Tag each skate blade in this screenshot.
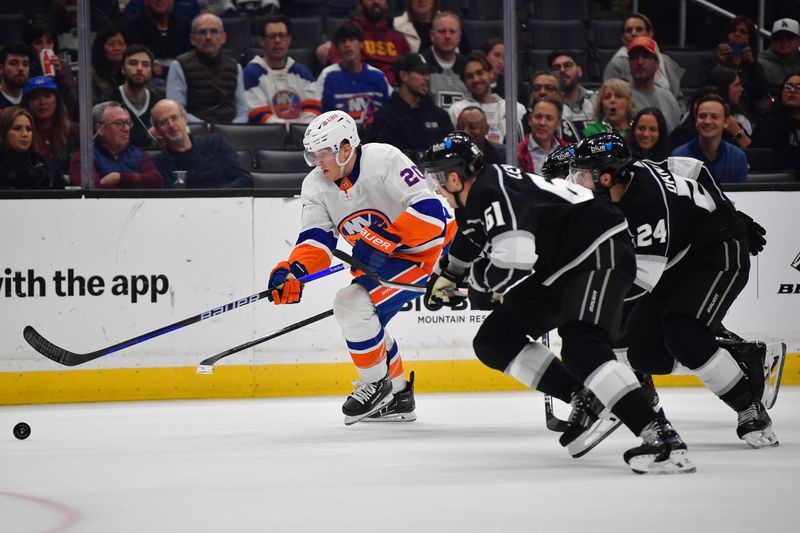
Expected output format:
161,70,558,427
762,342,786,410
343,393,394,426
741,427,779,449
361,411,417,423
629,449,697,475
568,414,623,458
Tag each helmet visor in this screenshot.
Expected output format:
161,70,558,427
303,147,337,167
423,169,449,189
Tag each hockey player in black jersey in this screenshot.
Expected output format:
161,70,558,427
420,132,695,475
569,133,778,449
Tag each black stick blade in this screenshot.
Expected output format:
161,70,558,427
23,326,95,367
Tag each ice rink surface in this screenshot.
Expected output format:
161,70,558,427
2,387,799,533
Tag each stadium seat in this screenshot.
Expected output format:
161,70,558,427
288,123,308,149
532,0,590,20
596,48,620,78
221,16,255,49
256,150,308,173
461,19,504,51
464,3,504,20
290,18,325,50
666,49,711,89
251,172,306,192
0,14,25,46
188,123,210,137
237,150,257,170
289,48,316,70
212,123,287,150
590,19,623,49
526,49,588,75
324,16,350,37
527,20,587,50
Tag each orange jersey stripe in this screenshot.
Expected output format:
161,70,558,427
388,357,404,379
391,210,443,247
288,244,331,274
350,344,386,369
368,266,428,305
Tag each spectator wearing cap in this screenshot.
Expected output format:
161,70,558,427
243,14,321,125
22,75,79,175
366,52,453,163
448,53,525,144
603,13,684,100
316,22,391,126
672,93,747,184
627,37,681,133
69,101,163,188
0,43,32,110
759,18,800,92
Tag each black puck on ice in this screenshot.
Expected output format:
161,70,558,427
13,422,31,440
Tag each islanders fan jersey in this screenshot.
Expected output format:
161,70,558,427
287,143,449,275
243,56,321,124
316,63,391,125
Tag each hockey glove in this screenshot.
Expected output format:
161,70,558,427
267,261,308,304
739,211,766,256
425,256,468,307
352,225,401,274
467,287,504,310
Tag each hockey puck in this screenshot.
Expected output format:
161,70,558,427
13,422,31,440
196,364,214,375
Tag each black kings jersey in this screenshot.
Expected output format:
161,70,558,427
449,163,628,294
618,159,741,295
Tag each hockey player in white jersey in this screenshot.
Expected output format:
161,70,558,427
569,133,779,448
266,110,449,424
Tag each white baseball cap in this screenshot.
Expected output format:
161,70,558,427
771,18,800,37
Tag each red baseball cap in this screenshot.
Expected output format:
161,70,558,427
627,36,658,55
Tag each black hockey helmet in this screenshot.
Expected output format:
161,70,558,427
540,143,576,179
571,133,632,180
420,132,485,188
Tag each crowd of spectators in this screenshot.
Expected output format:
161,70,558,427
0,0,798,190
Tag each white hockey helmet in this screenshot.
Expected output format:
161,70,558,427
302,110,361,167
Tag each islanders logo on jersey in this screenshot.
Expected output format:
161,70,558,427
343,94,378,124
339,209,391,246
271,90,302,119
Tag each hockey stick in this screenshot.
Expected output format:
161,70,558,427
541,332,571,432
196,308,335,374
23,263,346,367
332,249,426,293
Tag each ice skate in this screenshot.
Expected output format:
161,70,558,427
342,374,393,426
559,387,622,458
363,371,417,422
624,416,696,475
736,399,779,448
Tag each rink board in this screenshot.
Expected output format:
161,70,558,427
1,192,798,404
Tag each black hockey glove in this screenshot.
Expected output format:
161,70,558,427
739,211,766,256
467,287,504,310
